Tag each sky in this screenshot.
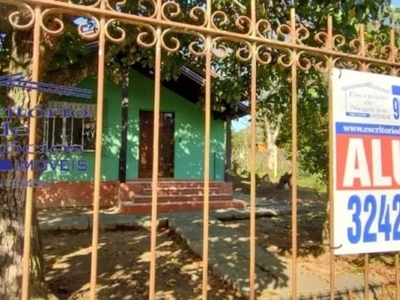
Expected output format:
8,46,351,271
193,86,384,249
393,0,400,8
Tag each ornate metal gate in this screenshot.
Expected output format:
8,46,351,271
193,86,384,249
1,0,400,299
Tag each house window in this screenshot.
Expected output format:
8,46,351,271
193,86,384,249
43,101,96,151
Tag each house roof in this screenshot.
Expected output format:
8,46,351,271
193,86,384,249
85,41,248,120
131,63,248,120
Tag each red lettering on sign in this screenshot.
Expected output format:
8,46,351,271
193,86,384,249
336,136,400,190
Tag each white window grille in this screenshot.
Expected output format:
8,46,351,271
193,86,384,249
43,101,97,151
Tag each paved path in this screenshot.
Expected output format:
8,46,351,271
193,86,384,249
169,210,384,300
39,207,386,300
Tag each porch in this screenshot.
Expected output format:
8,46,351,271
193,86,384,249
119,180,246,213
35,180,246,213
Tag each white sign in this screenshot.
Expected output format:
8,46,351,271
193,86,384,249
332,68,400,255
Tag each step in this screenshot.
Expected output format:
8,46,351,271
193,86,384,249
120,200,246,214
141,186,221,195
132,193,233,203
123,181,230,188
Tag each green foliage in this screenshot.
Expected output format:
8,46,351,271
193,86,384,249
1,0,397,185
267,0,396,184
48,30,90,70
277,69,329,181
231,127,293,179
231,129,250,176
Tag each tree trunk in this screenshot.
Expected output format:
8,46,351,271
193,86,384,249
262,114,283,173
0,23,54,297
0,85,49,299
266,144,275,173
322,181,331,248
0,4,134,298
119,64,130,183
0,181,49,299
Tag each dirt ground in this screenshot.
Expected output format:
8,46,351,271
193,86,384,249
229,183,398,297
41,185,398,299
42,227,246,300
226,211,397,284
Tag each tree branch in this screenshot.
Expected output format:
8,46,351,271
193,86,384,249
43,53,97,86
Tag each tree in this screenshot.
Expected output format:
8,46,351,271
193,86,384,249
3,3,163,300
278,1,400,183
232,128,250,176
212,0,394,182
0,0,396,298
275,0,399,244
255,85,287,174
0,1,228,297
194,0,394,177
0,3,102,298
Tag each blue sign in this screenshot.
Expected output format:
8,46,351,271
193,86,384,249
0,74,93,175
0,73,93,98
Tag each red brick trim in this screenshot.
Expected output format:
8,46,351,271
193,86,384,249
35,181,119,208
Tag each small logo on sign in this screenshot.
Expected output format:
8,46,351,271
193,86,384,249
343,83,390,120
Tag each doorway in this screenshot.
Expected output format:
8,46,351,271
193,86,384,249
138,110,175,178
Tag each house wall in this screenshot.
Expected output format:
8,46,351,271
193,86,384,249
36,70,226,207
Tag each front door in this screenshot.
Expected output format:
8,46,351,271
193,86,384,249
138,110,175,178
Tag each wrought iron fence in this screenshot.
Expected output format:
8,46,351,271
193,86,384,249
1,0,400,299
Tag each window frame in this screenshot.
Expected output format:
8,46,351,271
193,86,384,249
43,101,97,152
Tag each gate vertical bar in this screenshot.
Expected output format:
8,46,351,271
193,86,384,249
357,23,371,300
249,0,257,299
327,15,336,300
364,255,369,300
290,8,298,300
202,1,212,298
391,28,400,300
149,1,163,298
396,254,399,300
89,1,106,298
21,6,41,300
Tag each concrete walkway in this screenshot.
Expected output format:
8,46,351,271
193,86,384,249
39,207,385,300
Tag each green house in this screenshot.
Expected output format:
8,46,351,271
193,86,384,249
35,65,247,213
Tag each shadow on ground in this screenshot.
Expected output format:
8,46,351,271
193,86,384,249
43,227,245,300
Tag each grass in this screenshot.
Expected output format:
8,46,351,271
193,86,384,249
297,173,327,195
